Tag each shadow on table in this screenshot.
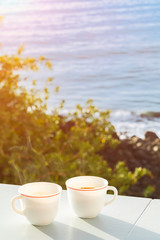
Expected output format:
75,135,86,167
36,221,104,240
127,226,160,240
83,214,160,240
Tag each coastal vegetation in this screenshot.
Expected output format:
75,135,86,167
0,45,153,196
0,16,154,196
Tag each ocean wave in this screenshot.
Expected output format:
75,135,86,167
110,110,160,139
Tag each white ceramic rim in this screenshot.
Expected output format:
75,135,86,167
18,182,62,198
65,176,108,191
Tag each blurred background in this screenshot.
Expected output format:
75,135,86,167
1,0,160,137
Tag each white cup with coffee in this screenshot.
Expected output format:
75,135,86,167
65,176,118,218
11,182,62,226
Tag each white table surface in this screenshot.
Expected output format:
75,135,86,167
0,183,158,240
126,199,160,240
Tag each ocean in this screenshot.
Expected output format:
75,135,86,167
0,0,160,138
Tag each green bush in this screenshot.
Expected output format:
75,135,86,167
0,46,151,195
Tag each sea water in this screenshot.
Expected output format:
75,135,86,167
0,0,160,138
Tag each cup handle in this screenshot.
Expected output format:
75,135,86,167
104,186,118,206
11,195,24,215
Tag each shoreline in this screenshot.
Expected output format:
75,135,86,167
109,110,160,140
49,107,160,139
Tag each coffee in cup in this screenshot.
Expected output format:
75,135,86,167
66,176,118,218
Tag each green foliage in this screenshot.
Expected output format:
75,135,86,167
0,46,151,195
109,162,151,195
143,185,155,198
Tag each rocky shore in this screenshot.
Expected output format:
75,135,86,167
101,131,160,198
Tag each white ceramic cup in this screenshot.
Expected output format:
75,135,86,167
11,182,62,226
65,176,118,218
